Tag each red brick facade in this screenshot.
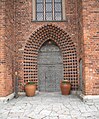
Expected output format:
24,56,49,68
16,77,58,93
0,0,15,97
81,0,99,95
0,0,99,97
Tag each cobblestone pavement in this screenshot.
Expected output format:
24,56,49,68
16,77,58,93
0,92,99,119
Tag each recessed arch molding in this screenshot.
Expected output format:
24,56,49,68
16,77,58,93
24,24,78,90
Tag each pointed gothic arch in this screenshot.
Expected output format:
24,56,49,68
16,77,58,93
24,24,78,91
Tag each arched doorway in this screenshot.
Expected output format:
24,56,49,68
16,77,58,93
38,40,63,92
23,24,78,92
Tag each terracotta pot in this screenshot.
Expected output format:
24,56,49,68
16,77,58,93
60,81,71,95
25,84,36,97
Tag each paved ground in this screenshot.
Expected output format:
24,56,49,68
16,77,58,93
0,92,99,119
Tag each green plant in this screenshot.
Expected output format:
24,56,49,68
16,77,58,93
19,81,36,87
27,81,36,85
61,80,70,84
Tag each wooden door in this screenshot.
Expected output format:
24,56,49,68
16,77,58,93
38,40,63,92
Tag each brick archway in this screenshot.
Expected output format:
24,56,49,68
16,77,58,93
24,24,78,90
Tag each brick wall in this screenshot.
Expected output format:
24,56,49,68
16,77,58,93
0,0,5,96
82,0,99,95
0,0,15,97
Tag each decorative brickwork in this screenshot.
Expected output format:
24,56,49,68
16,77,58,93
24,25,78,90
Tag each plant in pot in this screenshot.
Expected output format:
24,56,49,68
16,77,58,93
25,81,36,97
60,80,71,95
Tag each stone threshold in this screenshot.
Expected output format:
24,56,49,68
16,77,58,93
18,90,78,95
18,90,39,96
0,91,99,103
